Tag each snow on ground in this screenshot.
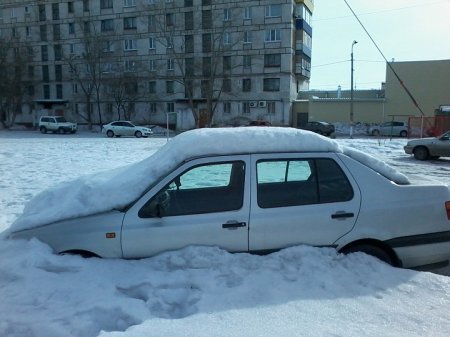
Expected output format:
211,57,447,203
1,130,450,337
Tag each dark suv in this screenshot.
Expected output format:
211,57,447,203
301,121,335,136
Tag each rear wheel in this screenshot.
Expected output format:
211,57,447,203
371,129,380,136
106,130,114,138
413,146,429,160
135,131,142,138
342,244,394,266
40,126,47,134
400,130,407,137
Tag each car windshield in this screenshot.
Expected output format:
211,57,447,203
54,117,67,123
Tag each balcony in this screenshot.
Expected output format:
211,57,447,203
296,42,312,58
295,19,313,36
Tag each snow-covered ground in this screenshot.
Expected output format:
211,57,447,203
1,130,450,337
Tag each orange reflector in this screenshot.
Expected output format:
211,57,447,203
106,232,116,239
446,202,450,220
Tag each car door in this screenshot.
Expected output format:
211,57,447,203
121,155,251,258
248,153,361,252
430,133,450,156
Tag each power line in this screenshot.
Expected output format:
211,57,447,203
315,1,450,22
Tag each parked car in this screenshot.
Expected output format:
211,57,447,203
369,121,408,137
300,121,335,136
248,120,272,126
102,121,153,138
404,131,450,160
10,128,450,269
39,116,77,134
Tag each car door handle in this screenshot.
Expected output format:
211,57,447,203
331,212,354,219
222,221,247,229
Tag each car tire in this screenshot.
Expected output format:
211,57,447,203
400,130,407,137
413,146,429,161
106,130,114,138
40,126,47,134
135,131,142,138
371,129,380,136
342,244,394,266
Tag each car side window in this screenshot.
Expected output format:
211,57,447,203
256,158,353,209
139,161,245,218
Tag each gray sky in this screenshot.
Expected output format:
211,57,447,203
309,0,450,90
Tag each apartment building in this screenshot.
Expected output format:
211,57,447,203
0,0,313,129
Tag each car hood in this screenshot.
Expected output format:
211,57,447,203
407,137,437,145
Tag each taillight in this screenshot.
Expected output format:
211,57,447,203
446,201,450,220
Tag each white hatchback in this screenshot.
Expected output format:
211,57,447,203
9,128,450,269
102,121,153,138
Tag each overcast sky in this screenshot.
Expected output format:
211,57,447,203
309,0,450,91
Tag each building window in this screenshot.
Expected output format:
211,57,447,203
125,60,136,72
242,78,251,92
42,65,49,82
223,56,231,72
264,54,281,67
223,32,231,45
68,22,75,34
124,0,136,7
148,37,155,49
223,9,231,21
265,29,281,42
28,66,34,78
28,85,35,96
149,103,157,114
202,10,212,29
101,19,114,32
202,57,211,76
243,102,250,114
202,0,211,5
84,21,90,34
148,81,156,94
53,24,60,40
56,84,63,99
267,101,276,114
223,102,231,114
83,0,89,12
265,4,281,17
40,25,47,41
43,85,50,99
68,2,74,14
202,33,211,52
185,12,194,30
103,63,113,72
243,31,252,44
166,13,174,27
70,43,75,54
166,81,174,93
124,17,137,30
184,0,193,7
166,36,173,49
124,39,137,51
73,83,78,93
201,80,209,98
54,45,62,61
149,59,155,71
244,7,252,20
52,3,59,20
263,78,280,91
185,35,194,53
101,0,113,9
167,59,174,70
243,55,251,68
125,82,138,95
26,26,31,37
41,45,48,61
39,5,46,21
185,57,194,76
167,102,175,112
223,78,231,93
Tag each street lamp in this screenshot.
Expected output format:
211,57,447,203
350,40,358,138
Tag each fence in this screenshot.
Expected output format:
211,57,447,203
408,116,450,138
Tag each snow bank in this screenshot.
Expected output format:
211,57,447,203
10,127,409,232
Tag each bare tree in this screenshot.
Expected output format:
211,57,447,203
0,35,33,128
146,4,242,128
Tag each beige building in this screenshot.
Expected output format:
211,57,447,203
294,59,450,127
1,0,315,129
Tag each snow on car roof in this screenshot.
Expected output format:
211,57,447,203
10,127,409,232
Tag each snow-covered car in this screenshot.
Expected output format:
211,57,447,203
9,128,450,269
404,131,450,160
369,121,408,137
300,121,335,136
102,121,153,138
39,116,77,134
